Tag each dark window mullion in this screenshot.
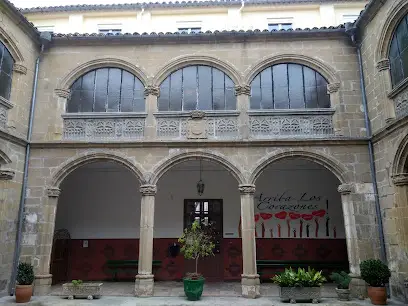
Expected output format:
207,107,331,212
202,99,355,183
223,71,226,110
0,44,4,71
286,64,290,109
271,67,274,110
211,68,214,109
181,68,185,111
314,71,319,108
196,65,199,110
105,69,110,112
301,65,306,108
91,70,97,112
118,69,123,112
168,75,172,111
131,75,136,112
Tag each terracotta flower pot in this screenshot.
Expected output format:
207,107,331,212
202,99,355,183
367,286,387,305
15,285,33,303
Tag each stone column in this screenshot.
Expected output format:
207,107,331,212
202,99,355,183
338,183,366,299
144,86,160,140
234,85,251,140
135,184,157,297
34,187,60,296
327,82,343,136
239,184,260,298
376,59,395,123
54,89,71,140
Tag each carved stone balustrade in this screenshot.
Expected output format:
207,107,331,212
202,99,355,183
0,97,13,129
62,113,146,141
248,109,335,139
392,85,408,119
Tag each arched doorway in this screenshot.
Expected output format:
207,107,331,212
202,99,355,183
51,160,141,284
253,158,349,279
153,158,242,282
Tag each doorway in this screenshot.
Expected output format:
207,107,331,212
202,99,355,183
50,229,71,285
184,199,223,281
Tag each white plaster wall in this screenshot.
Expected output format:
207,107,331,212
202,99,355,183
55,159,344,240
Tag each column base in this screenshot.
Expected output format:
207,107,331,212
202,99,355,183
349,273,367,299
135,274,154,297
33,274,52,296
241,274,260,299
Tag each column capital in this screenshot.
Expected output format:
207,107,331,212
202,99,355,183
376,58,390,72
392,173,408,186
239,184,256,195
337,183,354,195
54,88,71,99
234,84,251,96
144,85,160,97
140,184,157,196
327,82,341,94
0,169,15,180
13,63,27,75
46,187,61,198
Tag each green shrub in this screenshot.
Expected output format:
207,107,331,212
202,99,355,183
71,280,83,286
272,267,326,287
330,271,351,289
360,259,391,287
16,262,34,285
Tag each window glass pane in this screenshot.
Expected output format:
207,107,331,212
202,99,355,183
213,68,225,110
273,64,289,109
94,68,108,112
133,79,145,112
250,75,261,109
396,18,408,57
1,49,13,76
268,24,279,31
281,23,293,30
389,35,400,61
303,67,318,108
0,72,11,99
260,68,273,109
80,71,95,112
182,66,197,111
316,73,329,108
158,77,170,111
391,57,404,86
0,45,4,70
225,77,236,110
107,68,122,112
170,70,182,111
67,79,82,112
288,64,304,108
197,66,212,110
120,70,135,112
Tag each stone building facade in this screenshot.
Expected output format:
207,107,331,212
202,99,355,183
0,0,407,302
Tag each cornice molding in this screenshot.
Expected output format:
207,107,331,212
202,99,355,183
234,84,251,96
0,169,15,180
140,184,157,196
327,82,341,94
337,183,354,194
376,58,390,72
13,63,27,75
239,184,256,195
54,89,71,99
392,173,408,186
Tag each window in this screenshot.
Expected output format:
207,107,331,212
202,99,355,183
268,23,293,31
250,63,330,109
158,65,236,111
177,27,202,34
0,41,14,100
36,26,55,33
176,21,202,34
389,15,408,87
98,24,122,35
341,15,359,24
67,68,145,113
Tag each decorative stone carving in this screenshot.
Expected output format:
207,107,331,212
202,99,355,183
376,59,390,72
394,86,408,119
234,84,251,96
279,286,321,303
239,184,256,195
140,184,157,196
0,169,15,180
187,113,207,139
13,63,27,75
337,183,354,195
0,96,13,129
144,85,160,97
62,282,103,300
190,110,205,119
391,173,408,186
54,88,71,99
47,187,61,198
327,82,341,94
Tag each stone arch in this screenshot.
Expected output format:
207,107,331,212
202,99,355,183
0,27,25,63
249,150,350,185
375,0,408,63
50,152,146,187
392,133,408,175
57,57,150,91
244,54,340,85
152,54,243,86
149,151,245,185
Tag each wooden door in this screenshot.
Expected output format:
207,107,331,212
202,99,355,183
184,199,223,281
50,229,71,285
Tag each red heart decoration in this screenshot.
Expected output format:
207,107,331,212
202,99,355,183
275,211,287,220
312,210,326,218
289,212,301,220
302,214,313,221
254,214,260,222
260,213,273,220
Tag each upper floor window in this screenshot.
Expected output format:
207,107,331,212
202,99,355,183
178,27,202,34
250,63,330,109
98,24,122,35
36,26,55,33
268,23,292,31
67,68,145,113
0,41,14,100
341,14,359,24
389,15,408,87
158,65,236,111
176,21,202,34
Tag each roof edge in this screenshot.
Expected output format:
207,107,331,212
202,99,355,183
354,0,386,30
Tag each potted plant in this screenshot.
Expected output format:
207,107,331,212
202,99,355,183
15,262,35,303
330,271,351,301
62,279,103,300
360,259,391,305
178,220,215,301
272,267,326,303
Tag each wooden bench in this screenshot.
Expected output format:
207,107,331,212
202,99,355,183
106,260,162,281
256,260,349,278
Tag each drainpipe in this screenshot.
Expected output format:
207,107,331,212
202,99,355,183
9,32,51,296
345,24,387,264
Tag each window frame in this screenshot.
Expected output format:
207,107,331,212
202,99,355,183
0,41,15,101
97,24,123,35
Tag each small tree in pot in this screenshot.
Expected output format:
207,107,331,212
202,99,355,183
330,271,351,301
178,220,215,301
15,262,35,303
360,259,391,305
